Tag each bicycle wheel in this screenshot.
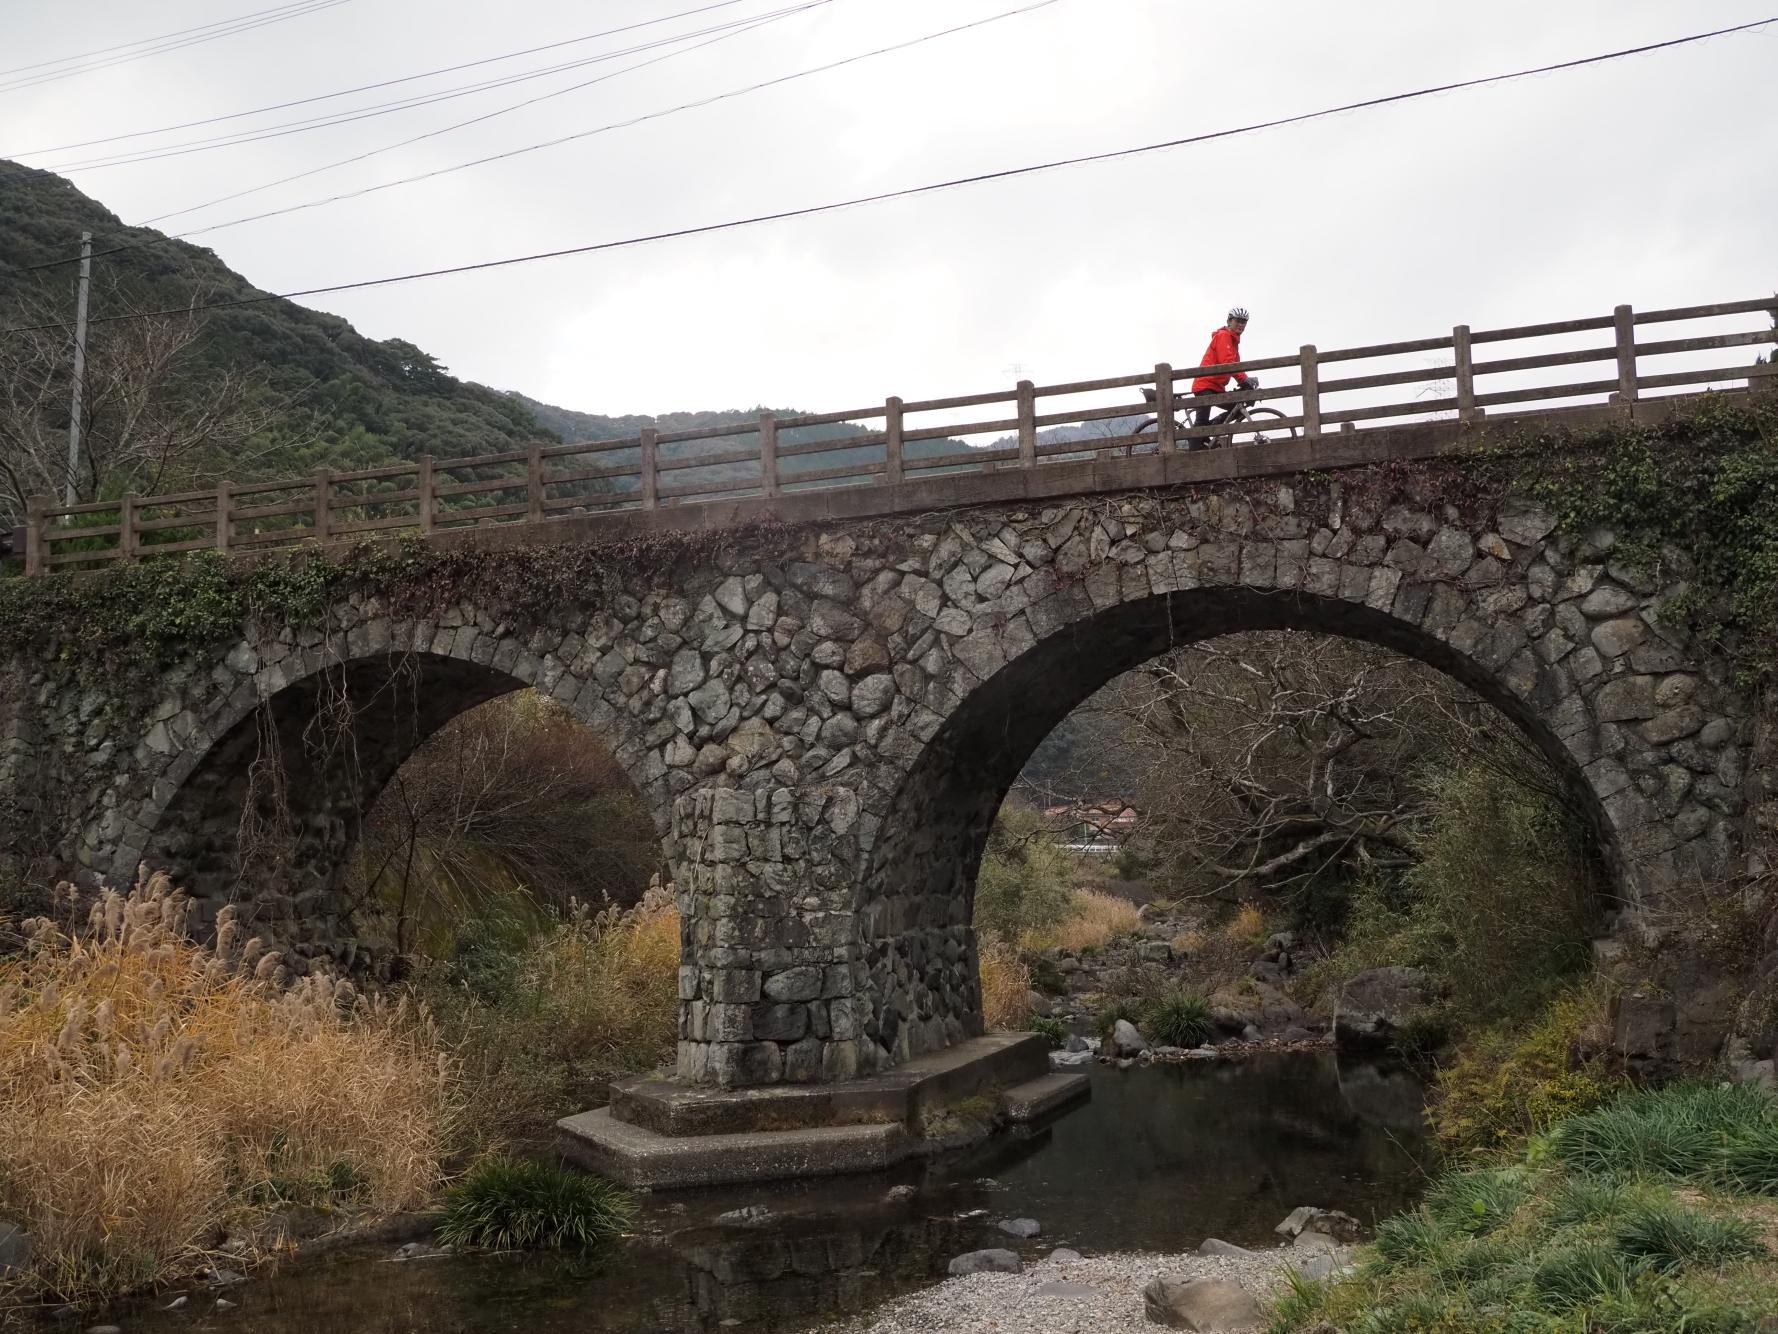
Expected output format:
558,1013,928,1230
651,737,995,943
1229,407,1297,448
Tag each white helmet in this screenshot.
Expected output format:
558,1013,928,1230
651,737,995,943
1228,306,1250,322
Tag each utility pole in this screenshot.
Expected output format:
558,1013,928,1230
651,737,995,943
64,230,92,508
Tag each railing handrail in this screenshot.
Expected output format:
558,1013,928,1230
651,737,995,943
16,294,1776,577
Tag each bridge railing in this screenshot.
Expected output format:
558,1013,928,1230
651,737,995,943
16,295,1775,576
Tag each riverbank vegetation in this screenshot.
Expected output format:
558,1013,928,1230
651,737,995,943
0,865,671,1307
0,873,454,1304
1272,1084,1778,1333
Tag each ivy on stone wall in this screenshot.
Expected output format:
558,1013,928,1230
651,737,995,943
1497,395,1778,688
0,523,781,724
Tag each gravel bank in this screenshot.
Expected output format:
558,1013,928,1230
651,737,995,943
839,1246,1298,1334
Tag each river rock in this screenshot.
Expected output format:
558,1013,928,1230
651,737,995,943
1197,1238,1257,1258
885,1184,917,1202
1049,1247,1084,1262
1111,1018,1149,1056
1333,967,1441,1052
1051,1048,1094,1069
1064,1034,1092,1053
1208,979,1306,1037
1142,1275,1264,1330
948,1248,1022,1275
997,1217,1041,1238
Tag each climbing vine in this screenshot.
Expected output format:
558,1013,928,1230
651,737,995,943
0,519,789,705
1492,395,1778,687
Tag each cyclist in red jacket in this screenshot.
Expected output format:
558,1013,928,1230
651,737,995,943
1190,307,1256,445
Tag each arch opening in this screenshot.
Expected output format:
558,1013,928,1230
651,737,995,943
856,586,1617,1068
142,649,665,976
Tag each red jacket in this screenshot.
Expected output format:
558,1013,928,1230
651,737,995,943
1192,326,1248,394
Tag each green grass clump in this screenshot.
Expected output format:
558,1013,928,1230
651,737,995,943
1552,1083,1778,1193
1029,1016,1069,1048
1612,1200,1765,1275
1095,997,1145,1040
1142,990,1214,1048
1269,1085,1778,1333
1423,1166,1530,1237
437,1157,634,1251
1370,1211,1449,1270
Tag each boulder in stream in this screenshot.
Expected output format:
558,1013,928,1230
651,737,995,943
1142,1275,1264,1330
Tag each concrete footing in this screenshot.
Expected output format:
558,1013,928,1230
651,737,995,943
557,1032,1088,1189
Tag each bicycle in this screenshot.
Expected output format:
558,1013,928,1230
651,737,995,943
1129,385,1296,450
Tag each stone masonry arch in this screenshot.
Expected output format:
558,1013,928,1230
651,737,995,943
87,605,675,976
833,488,1757,1075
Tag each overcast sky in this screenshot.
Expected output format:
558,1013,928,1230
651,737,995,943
4,0,1774,417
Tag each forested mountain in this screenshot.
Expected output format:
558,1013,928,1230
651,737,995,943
0,163,548,526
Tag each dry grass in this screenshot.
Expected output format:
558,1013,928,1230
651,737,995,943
0,872,455,1304
1224,903,1268,947
1022,889,1140,952
979,942,1033,1030
435,889,681,1149
1172,928,1208,954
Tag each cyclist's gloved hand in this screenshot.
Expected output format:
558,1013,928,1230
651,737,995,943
1243,376,1259,390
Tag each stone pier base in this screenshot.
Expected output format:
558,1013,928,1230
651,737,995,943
557,1033,1085,1190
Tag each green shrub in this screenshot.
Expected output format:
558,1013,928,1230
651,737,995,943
1029,1016,1069,1048
974,802,1075,945
1027,955,1069,997
1429,984,1624,1154
437,1156,634,1250
1612,1200,1766,1275
1143,990,1213,1048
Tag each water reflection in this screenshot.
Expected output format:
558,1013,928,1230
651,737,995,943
102,1053,1430,1334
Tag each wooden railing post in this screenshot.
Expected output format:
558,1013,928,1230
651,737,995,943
312,469,331,545
1453,324,1476,421
639,428,659,509
884,397,904,486
1154,363,1175,453
526,443,544,523
1614,304,1638,404
417,455,435,535
758,412,779,497
215,480,232,553
119,495,138,564
1298,345,1320,441
24,495,46,577
1016,380,1036,468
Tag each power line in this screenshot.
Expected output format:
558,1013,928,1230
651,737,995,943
1,0,755,160
135,0,825,223
10,0,1061,274
0,0,355,95
3,12,1772,337
35,3,827,176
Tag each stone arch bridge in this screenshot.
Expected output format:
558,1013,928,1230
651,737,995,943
3,298,1774,1122
5,437,1771,1090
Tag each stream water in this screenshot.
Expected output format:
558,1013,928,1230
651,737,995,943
103,1052,1432,1334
